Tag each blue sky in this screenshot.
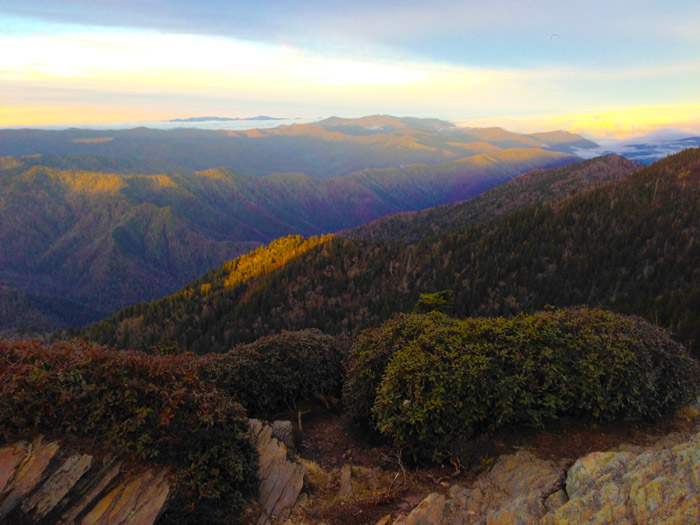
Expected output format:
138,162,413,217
1,0,699,136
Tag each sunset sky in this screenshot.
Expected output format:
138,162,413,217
1,0,699,137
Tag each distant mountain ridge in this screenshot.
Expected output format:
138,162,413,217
0,115,595,178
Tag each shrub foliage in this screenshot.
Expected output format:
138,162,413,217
0,338,258,524
200,329,345,417
344,307,700,462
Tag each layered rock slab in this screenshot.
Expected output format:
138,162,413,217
0,436,170,524
0,420,307,524
250,419,307,525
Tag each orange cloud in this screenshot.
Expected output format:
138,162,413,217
0,105,172,127
459,103,700,139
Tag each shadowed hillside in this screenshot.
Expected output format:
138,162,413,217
346,155,642,243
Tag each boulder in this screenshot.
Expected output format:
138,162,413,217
271,421,295,451
394,493,446,525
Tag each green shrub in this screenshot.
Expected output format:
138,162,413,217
344,308,700,462
200,329,345,416
413,290,455,315
343,312,458,429
0,339,258,524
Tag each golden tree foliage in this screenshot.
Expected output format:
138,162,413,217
222,234,333,289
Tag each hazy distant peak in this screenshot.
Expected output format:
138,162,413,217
527,130,598,148
527,130,580,142
316,115,456,133
168,115,284,122
461,127,541,143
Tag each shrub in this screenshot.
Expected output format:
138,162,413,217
344,308,700,462
0,339,258,524
343,312,470,429
200,329,345,416
413,290,455,315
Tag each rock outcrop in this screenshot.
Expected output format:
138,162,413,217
393,451,564,525
1,419,308,525
0,436,170,524
250,419,307,524
392,430,700,524
543,432,700,523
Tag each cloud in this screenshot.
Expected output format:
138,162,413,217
2,4,699,128
3,1,700,68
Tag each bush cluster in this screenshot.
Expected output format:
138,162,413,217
0,339,258,524
343,307,700,462
200,329,345,416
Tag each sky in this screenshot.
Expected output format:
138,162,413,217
1,0,699,138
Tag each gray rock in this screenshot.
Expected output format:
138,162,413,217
0,437,60,518
0,440,30,495
394,451,564,524
21,452,93,520
60,457,122,524
542,430,700,524
544,490,568,513
394,493,446,525
271,421,295,451
395,431,700,523
82,467,171,524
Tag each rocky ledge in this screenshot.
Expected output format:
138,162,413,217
0,419,306,525
0,436,169,524
392,429,700,524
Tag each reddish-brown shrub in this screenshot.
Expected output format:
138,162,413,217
0,338,258,524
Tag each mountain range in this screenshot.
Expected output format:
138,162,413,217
0,115,595,178
0,117,586,331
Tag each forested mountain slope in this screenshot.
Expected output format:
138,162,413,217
84,149,700,357
1,148,575,331
347,155,642,243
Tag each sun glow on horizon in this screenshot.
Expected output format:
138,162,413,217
458,103,700,139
